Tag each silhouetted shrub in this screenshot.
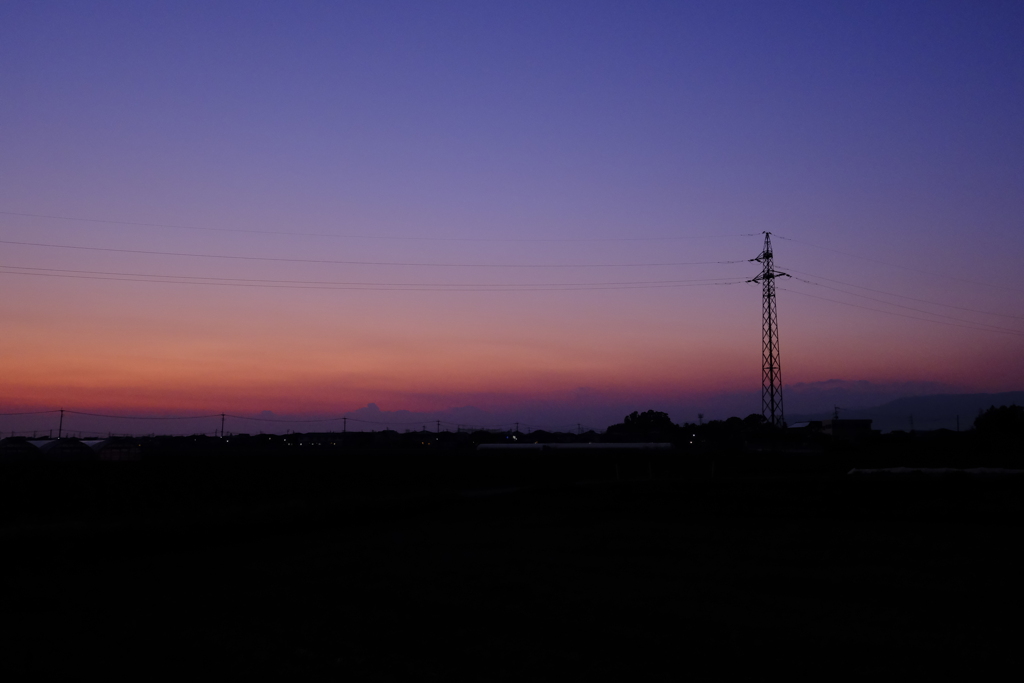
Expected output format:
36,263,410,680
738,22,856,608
974,405,1024,436
606,410,678,434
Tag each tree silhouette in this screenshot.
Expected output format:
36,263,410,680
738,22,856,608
607,410,677,434
974,405,1024,436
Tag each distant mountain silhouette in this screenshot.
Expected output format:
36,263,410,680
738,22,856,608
783,379,957,413
790,391,1024,432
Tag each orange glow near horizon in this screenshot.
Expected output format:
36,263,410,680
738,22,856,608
2,3,1023,426
1,263,1020,418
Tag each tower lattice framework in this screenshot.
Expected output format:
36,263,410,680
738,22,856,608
750,232,789,428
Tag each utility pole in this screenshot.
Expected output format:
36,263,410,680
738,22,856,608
436,420,440,433
221,413,225,438
749,232,790,428
343,417,347,433
58,409,64,439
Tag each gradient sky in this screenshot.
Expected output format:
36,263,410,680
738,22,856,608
1,1,1022,432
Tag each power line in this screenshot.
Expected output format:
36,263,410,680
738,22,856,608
788,277,1024,335
778,265,1024,321
0,409,60,416
227,413,506,429
0,264,748,289
0,410,444,431
65,410,223,420
778,286,1024,337
226,413,422,425
0,238,749,269
0,210,755,243
0,268,749,292
0,407,590,433
773,234,1024,294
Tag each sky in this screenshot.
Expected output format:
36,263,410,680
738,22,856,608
1,1,1022,434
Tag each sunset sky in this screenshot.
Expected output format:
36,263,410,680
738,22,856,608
1,1,1022,433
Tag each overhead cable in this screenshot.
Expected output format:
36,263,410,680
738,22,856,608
0,239,748,269
0,211,754,242
778,287,1024,337
0,409,61,416
774,234,1023,294
0,264,747,289
0,268,747,292
789,277,1024,335
65,410,223,420
778,265,1024,321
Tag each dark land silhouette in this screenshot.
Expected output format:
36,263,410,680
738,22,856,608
789,390,1024,432
0,406,1021,678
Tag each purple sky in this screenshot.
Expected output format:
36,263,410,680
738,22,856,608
1,1,1022,434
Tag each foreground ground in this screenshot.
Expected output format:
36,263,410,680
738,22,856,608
0,458,1021,679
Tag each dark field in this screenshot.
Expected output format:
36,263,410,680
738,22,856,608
0,453,1021,679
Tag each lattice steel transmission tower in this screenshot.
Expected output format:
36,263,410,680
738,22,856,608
749,232,790,428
